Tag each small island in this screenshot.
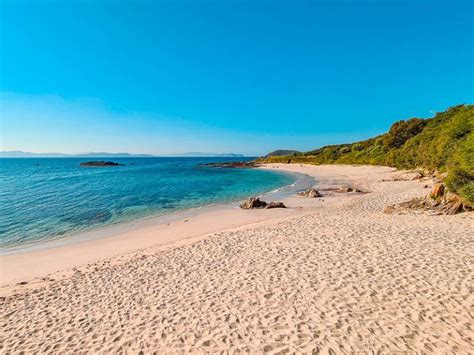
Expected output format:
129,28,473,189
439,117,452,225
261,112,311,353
199,161,259,168
80,161,124,167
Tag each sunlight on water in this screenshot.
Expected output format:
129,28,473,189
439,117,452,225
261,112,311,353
0,158,294,248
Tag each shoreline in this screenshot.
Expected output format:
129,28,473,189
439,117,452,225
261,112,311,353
0,170,313,256
0,167,316,286
2,164,472,352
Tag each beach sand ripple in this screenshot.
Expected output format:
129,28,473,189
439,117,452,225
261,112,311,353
1,165,473,353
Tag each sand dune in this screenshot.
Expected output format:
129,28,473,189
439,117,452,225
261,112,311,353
1,165,473,353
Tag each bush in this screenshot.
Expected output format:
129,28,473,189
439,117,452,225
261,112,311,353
445,129,474,202
382,118,427,149
351,143,363,152
262,104,473,203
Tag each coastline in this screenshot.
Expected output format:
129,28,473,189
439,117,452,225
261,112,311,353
0,168,314,286
0,169,312,256
2,164,472,352
0,163,438,288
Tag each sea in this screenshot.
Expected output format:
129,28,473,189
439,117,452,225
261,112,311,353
0,157,297,251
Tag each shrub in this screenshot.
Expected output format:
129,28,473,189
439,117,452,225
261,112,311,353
382,118,427,149
262,105,473,203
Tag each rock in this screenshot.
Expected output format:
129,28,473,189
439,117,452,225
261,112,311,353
265,201,286,209
444,201,463,215
298,188,322,198
392,171,425,181
433,170,449,180
240,197,267,209
200,161,258,168
444,192,460,203
384,185,469,216
61,210,112,225
338,187,354,193
430,183,445,199
80,161,124,167
240,197,286,209
463,204,473,212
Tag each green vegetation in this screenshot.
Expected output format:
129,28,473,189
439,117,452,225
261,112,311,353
265,150,301,157
259,105,474,203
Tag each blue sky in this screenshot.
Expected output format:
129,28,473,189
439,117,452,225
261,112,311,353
1,0,472,156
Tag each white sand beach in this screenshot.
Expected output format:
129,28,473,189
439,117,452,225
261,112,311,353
1,164,473,353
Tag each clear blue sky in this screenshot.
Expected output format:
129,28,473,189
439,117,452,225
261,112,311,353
1,0,472,156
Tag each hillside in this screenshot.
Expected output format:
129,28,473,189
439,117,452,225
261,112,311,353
260,104,473,203
265,150,300,157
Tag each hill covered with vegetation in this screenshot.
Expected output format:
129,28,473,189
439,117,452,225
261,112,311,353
259,104,473,204
265,150,300,157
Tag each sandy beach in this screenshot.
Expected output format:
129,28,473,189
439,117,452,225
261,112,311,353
1,164,473,353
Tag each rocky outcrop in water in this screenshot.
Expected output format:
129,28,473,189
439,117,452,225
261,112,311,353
80,161,124,167
200,161,259,168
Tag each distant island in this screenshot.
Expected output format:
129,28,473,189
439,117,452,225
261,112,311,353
80,161,125,167
0,151,246,158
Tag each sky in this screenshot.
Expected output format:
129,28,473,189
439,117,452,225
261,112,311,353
1,0,472,156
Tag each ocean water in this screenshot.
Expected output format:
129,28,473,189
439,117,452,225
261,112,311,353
0,157,295,250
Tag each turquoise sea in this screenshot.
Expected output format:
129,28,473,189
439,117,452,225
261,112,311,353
0,157,295,250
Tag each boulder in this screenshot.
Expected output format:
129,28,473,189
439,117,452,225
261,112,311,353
240,198,287,209
433,170,449,180
384,184,470,216
337,187,354,193
265,201,286,209
444,201,463,215
298,188,322,198
392,171,427,181
411,172,424,180
430,183,445,199
444,192,460,203
240,197,267,209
